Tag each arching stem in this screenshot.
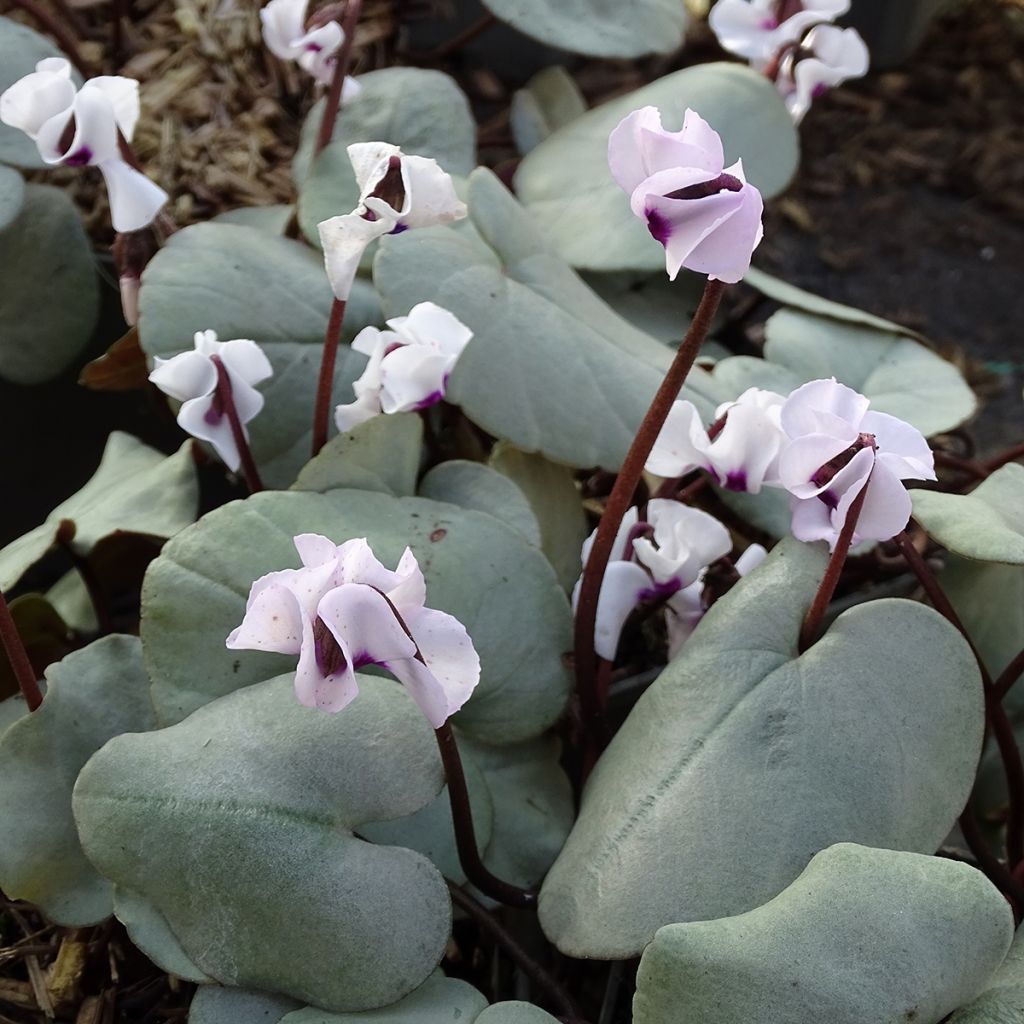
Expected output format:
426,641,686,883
313,0,363,157
210,356,264,494
311,298,347,457
0,591,42,711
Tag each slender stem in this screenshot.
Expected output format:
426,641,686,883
446,881,577,1019
435,723,537,909
312,298,347,457
210,357,264,493
985,441,1024,474
573,279,726,754
313,0,363,157
932,449,988,482
0,591,42,711
996,647,1024,702
6,0,92,76
959,801,1024,920
895,530,1024,867
798,483,869,652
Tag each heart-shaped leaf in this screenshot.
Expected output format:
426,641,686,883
190,987,301,1024
539,538,985,957
374,168,724,471
912,465,1024,565
511,67,587,156
514,63,797,272
138,221,380,487
141,488,571,741
633,844,1013,1024
213,205,295,235
73,675,451,1011
950,926,1024,1023
476,1004,560,1024
0,635,155,924
0,432,197,591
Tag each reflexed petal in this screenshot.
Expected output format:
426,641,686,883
387,547,428,613
335,390,383,433
84,75,141,141
225,580,304,655
219,338,274,388
666,580,704,659
646,400,712,478
683,176,764,284
635,500,731,588
388,302,473,357
386,154,467,228
678,109,726,169
0,60,75,141
335,537,410,595
177,394,244,472
573,560,651,662
789,494,837,546
581,507,639,568
260,0,310,59
708,0,778,62
318,211,391,300
860,410,935,480
855,461,913,543
149,349,217,403
378,345,453,413
735,542,768,576
352,325,385,358
780,377,870,438
778,432,856,496
294,633,360,714
97,159,168,232
348,141,398,197
626,164,716,220
789,25,869,122
341,76,362,105
318,582,419,668
294,533,339,570
710,398,786,491
66,86,120,164
608,106,666,196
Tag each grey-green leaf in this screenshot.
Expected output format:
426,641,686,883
212,204,295,235
475,1004,560,1024
115,886,212,983
633,844,1013,1024
292,414,423,496
190,987,301,1024
0,635,155,925
0,433,197,591
950,927,1024,1023
138,221,380,487
912,465,1024,565
539,538,985,958
73,675,450,1011
374,167,723,471
510,67,587,155
0,165,24,232
141,488,571,741
0,184,99,384
514,63,797,271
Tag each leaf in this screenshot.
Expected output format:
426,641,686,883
481,0,684,58
950,927,1024,1023
114,886,211,983
0,635,155,924
510,67,587,156
476,1004,560,1024
0,432,197,591
190,987,301,1024
296,68,476,244
141,488,572,741
419,461,541,546
279,972,488,1024
0,17,80,168
213,205,295,235
0,164,24,232
538,538,986,958
633,844,1014,1024
0,184,99,384
73,675,452,1011
374,168,724,471
488,444,587,592
911,465,1024,565
292,414,423,496
514,63,798,271
0,694,30,738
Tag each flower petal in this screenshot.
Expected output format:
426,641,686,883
0,59,75,143
666,580,705,659
682,175,764,284
318,211,391,300
177,394,244,472
860,410,935,480
97,159,168,232
780,378,870,438
260,0,310,59
573,560,651,662
646,400,712,478
318,582,420,668
83,75,140,141
225,580,305,655
634,500,731,588
390,154,467,229
378,345,453,413
855,461,913,543
387,302,473,357
149,349,217,403
348,141,399,197
777,432,856,495
581,507,639,568
219,338,274,388
293,533,339,569
335,390,383,433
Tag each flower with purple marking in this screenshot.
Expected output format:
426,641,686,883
226,533,480,725
0,58,167,232
777,378,936,549
148,330,272,472
318,142,467,301
335,302,472,432
774,24,870,122
260,0,362,91
608,107,764,283
573,500,733,661
646,387,787,493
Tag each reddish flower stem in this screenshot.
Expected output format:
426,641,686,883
311,297,347,457
959,801,1024,920
573,278,725,755
895,529,1024,867
6,0,93,77
0,590,42,711
984,441,1024,474
996,647,1024,702
313,0,363,158
210,356,264,494
797,483,869,653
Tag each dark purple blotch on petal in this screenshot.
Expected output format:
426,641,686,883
203,391,226,426
645,208,672,246
413,390,444,411
65,145,93,167
388,223,408,235
811,83,829,99
638,578,683,603
724,470,748,492
313,617,349,677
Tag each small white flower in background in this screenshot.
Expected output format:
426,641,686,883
709,0,849,69
226,534,480,726
608,107,763,284
335,302,473,432
775,24,870,122
573,500,733,661
260,0,362,92
647,387,787,493
0,58,167,232
318,142,467,300
148,330,273,472
777,378,936,549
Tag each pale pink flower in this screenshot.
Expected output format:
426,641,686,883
260,0,361,93
709,0,849,69
776,24,870,122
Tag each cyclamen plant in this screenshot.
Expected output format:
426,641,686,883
0,3,1022,1024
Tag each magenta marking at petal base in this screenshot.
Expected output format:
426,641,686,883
414,390,444,410
638,578,683,603
645,208,672,245
65,146,92,167
724,470,748,492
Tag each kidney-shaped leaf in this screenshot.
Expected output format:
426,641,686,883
476,1004,560,1024
141,488,571,741
950,926,1024,1023
514,63,798,271
73,675,451,1012
374,168,723,471
190,986,301,1024
633,844,1013,1024
0,636,155,925
912,465,1024,566
539,538,985,958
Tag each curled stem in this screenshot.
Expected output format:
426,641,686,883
210,356,264,494
0,590,42,711
313,0,363,157
573,278,726,757
996,647,1024,702
311,297,347,457
984,441,1024,475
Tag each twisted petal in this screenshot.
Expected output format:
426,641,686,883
708,0,778,61
388,302,473,357
709,390,787,491
149,349,217,403
84,75,140,141
780,377,870,438
294,533,341,569
0,58,75,142
318,582,419,667
735,542,768,575
378,345,453,413
778,431,859,495
318,211,391,300
260,0,310,59
788,25,869,122
681,173,764,284
295,22,345,84
634,500,732,588
378,153,467,228
665,581,705,660
225,578,305,656
176,394,246,472
573,560,651,662
349,141,399,197
861,410,935,480
97,158,168,232
789,493,837,546
581,507,639,567
646,400,712,478
335,390,383,433
219,338,274,389
855,460,913,543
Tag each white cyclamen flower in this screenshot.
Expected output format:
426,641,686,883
776,24,870,122
572,501,732,661
318,142,467,300
335,302,473,432
0,58,167,232
149,330,273,472
647,387,787,493
227,534,480,726
260,0,362,93
777,378,936,549
709,0,849,69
